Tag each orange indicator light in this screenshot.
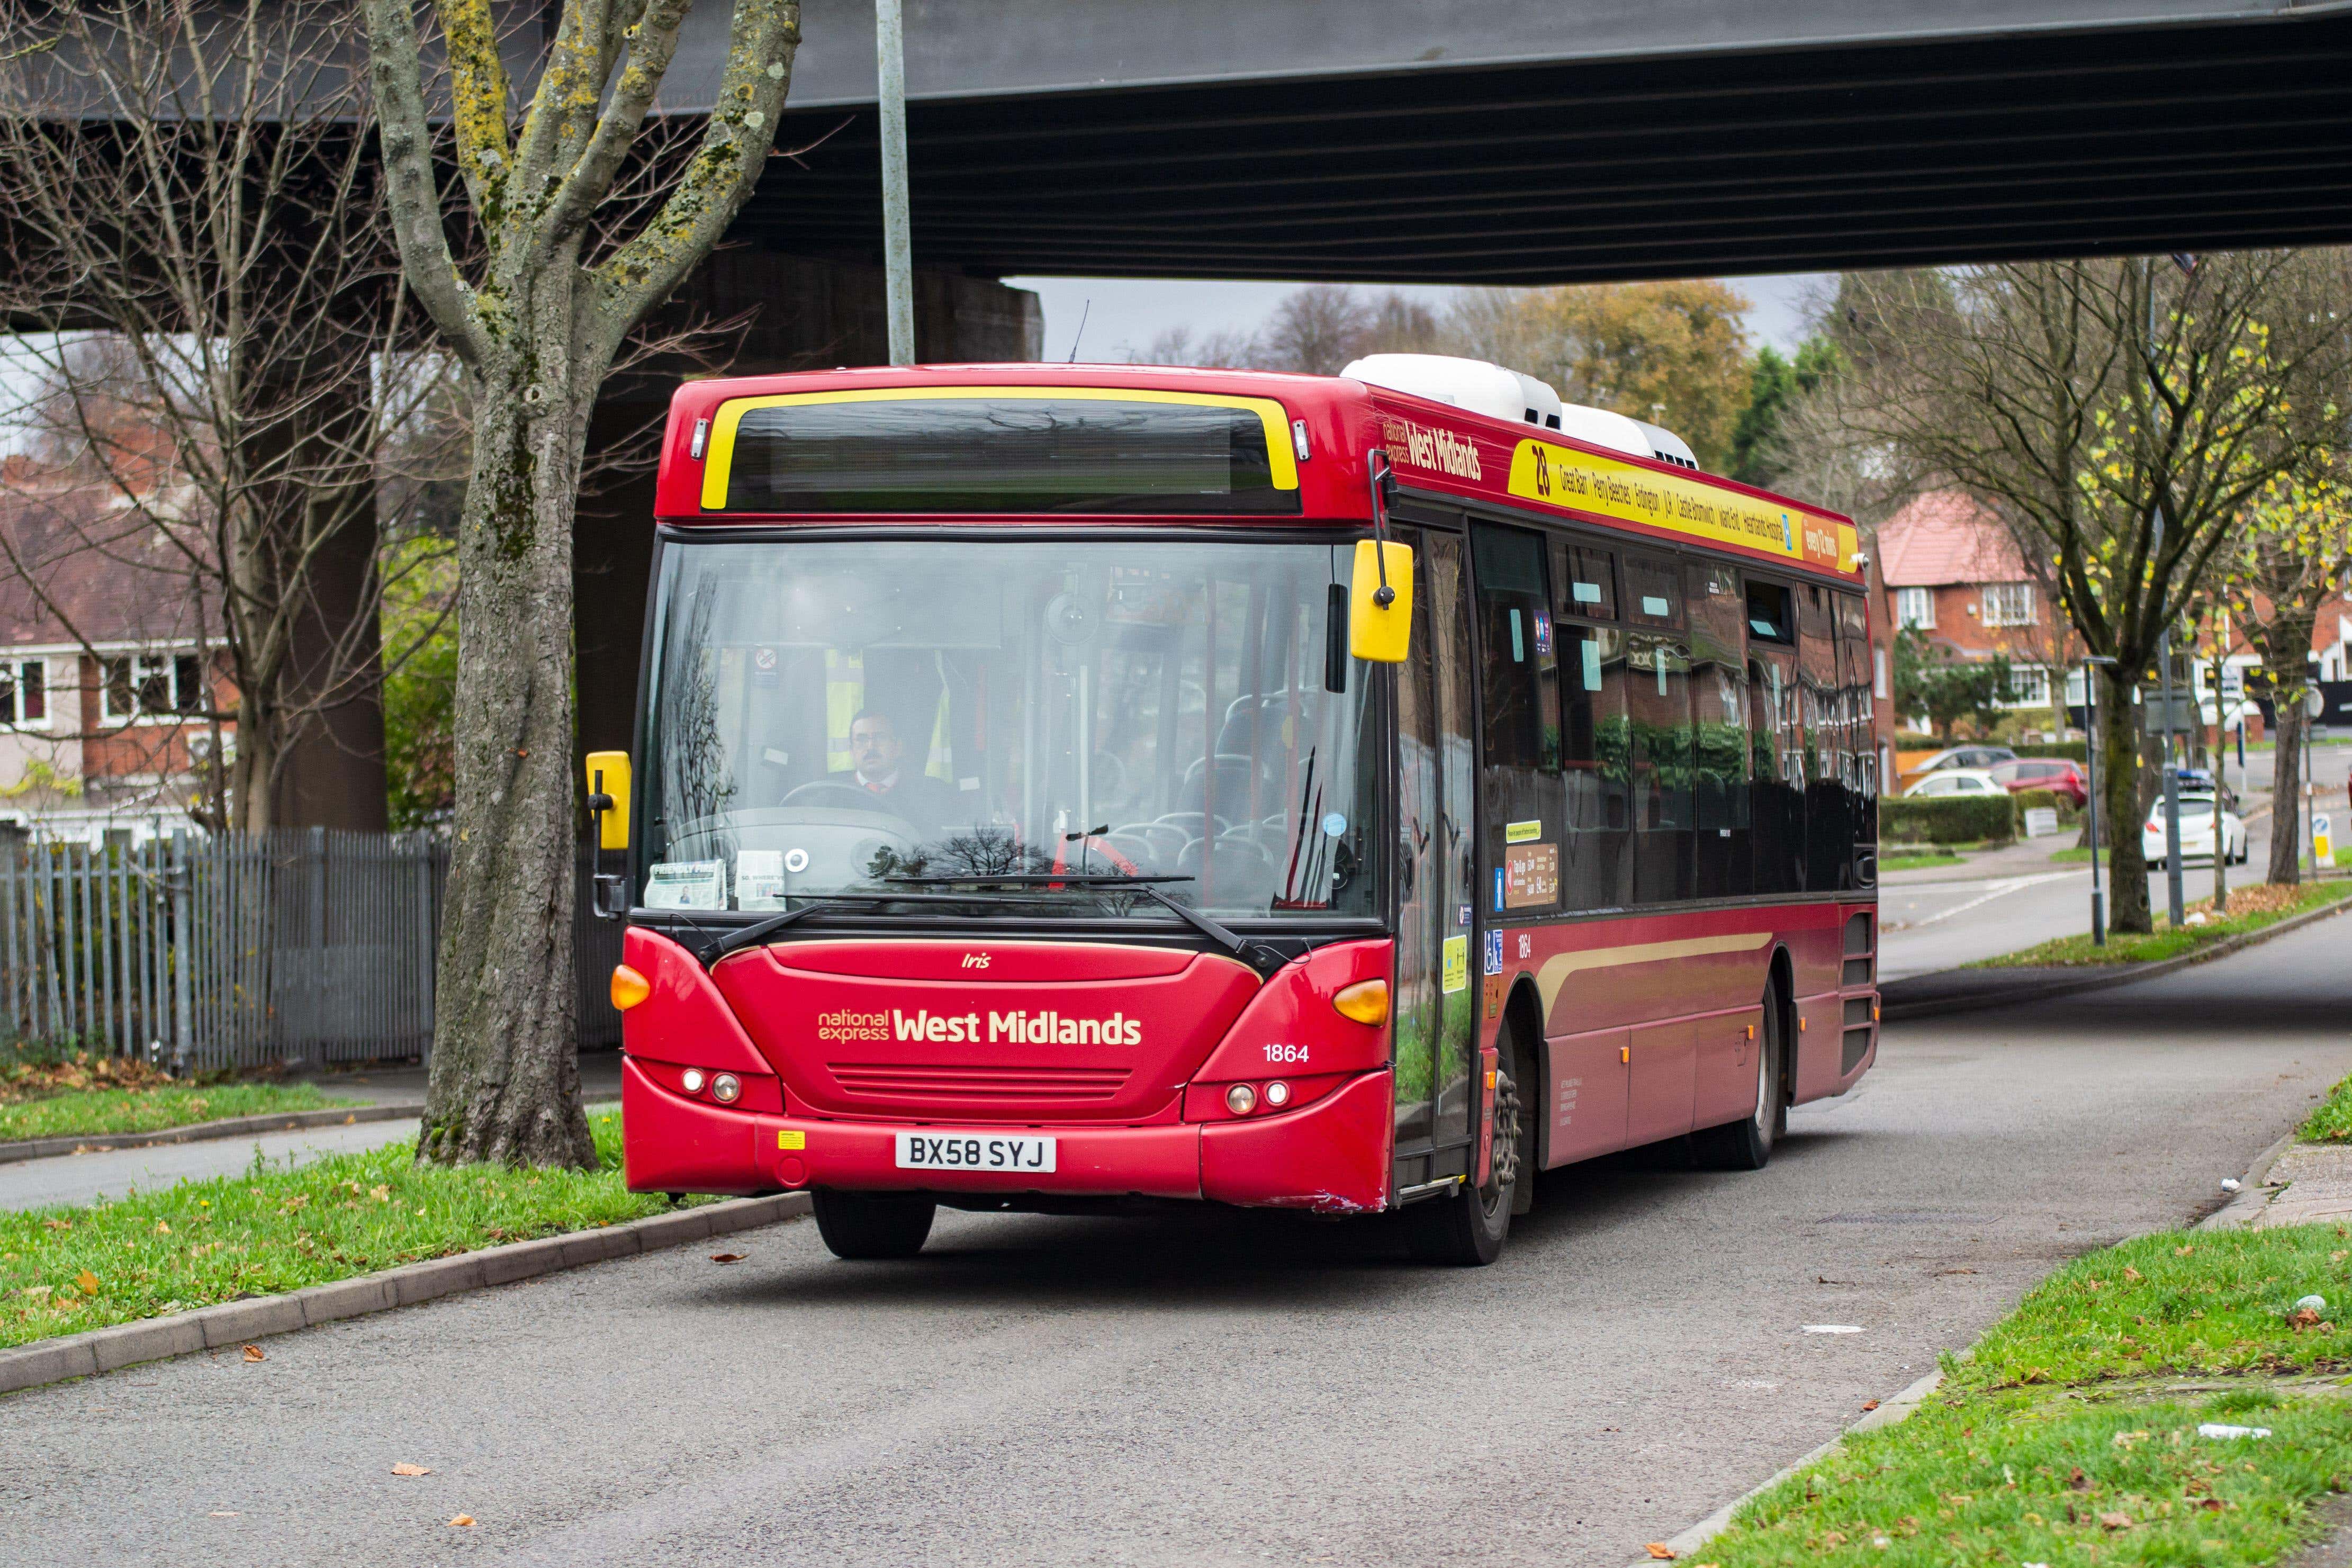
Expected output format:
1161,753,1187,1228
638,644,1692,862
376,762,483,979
610,963,651,1011
1333,979,1390,1025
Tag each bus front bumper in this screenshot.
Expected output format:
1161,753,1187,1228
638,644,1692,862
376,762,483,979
620,1057,1393,1215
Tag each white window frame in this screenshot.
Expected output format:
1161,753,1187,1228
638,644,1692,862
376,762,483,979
1895,587,1934,629
1998,664,2053,708
99,651,204,725
1981,581,2036,627
0,656,51,728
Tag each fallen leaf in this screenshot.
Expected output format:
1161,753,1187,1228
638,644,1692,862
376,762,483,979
74,1269,100,1295
391,1463,431,1477
368,1184,391,1202
241,1345,265,1362
2199,1498,2225,1513
2068,1467,2090,1491
2122,1267,2142,1282
709,1252,746,1264
1644,1546,1676,1560
2176,1245,2195,1256
448,1515,475,1528
1861,1400,1881,1411
2100,1511,2134,1530
2290,1306,2322,1329
208,1510,239,1518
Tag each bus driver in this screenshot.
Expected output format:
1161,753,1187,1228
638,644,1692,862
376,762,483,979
836,709,958,832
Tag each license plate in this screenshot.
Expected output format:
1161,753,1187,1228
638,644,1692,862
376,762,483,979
894,1132,1058,1173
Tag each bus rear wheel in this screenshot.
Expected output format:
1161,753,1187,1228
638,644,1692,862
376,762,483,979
812,1191,936,1259
1693,977,1787,1172
1402,1052,1521,1266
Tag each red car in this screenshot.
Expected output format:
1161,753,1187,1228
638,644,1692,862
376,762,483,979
1987,758,2088,808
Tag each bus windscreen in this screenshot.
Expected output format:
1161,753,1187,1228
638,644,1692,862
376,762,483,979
709,394,1300,515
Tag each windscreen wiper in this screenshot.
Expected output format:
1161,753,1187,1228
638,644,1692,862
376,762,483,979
882,872,1287,971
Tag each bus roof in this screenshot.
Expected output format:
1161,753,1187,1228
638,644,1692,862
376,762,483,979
656,364,1863,583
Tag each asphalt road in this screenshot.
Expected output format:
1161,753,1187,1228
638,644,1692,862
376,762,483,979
1878,738,2350,980
8,915,2349,1567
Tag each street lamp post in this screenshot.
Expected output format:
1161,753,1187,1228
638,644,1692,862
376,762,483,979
875,0,915,365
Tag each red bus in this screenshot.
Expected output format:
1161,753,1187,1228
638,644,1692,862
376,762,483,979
592,357,1881,1266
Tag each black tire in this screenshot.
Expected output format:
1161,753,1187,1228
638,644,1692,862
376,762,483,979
1693,977,1787,1171
1402,1046,1521,1266
812,1191,935,1259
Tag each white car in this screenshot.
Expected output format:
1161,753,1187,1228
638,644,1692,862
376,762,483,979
2143,794,2248,867
1903,768,2005,799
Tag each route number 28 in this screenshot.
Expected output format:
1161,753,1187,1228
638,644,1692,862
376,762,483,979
1263,1044,1310,1065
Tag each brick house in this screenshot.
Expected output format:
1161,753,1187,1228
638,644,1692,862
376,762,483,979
1877,490,2081,733
0,455,233,842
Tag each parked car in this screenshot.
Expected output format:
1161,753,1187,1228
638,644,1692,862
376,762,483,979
1911,745,2018,774
1904,768,2007,799
2142,792,2248,868
1987,758,2088,808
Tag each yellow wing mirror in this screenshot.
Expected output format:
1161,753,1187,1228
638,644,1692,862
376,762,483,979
585,751,632,851
1348,539,1415,663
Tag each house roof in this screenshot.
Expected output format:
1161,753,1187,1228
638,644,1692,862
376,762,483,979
1878,490,2031,588
0,457,220,648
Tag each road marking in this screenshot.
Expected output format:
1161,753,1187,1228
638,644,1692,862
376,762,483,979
1907,871,2078,929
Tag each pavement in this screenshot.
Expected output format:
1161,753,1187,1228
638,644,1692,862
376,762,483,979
0,1053,625,1212
1877,738,2350,980
4,914,2348,1566
2239,1141,2352,1230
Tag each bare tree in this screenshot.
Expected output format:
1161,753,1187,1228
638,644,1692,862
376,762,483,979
0,0,456,831
1818,256,2352,932
2216,463,2352,885
363,0,801,1166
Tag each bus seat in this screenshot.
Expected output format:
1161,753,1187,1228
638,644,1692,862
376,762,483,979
1115,822,1187,863
1179,753,1268,814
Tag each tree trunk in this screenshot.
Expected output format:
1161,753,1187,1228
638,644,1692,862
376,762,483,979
2268,702,2305,887
2099,664,2153,934
417,318,599,1168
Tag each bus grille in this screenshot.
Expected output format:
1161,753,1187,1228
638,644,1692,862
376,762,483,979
827,1062,1133,1105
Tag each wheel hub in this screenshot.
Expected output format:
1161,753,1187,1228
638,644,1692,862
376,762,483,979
1489,1068,1522,1192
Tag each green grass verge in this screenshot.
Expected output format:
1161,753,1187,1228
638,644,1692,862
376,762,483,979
2301,1068,2352,1144
1882,850,1964,872
1966,880,2349,968
0,1111,680,1349
1699,1223,2352,1567
0,1082,362,1142
2049,846,2095,864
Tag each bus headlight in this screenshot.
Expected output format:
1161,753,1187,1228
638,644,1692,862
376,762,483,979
1224,1083,1258,1115
680,1068,707,1095
711,1074,742,1104
1263,1080,1292,1109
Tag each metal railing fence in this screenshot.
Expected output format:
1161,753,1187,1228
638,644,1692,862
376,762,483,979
2,831,621,1067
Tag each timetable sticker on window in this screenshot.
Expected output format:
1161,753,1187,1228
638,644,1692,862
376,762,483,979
1503,842,1560,909
1441,935,1470,994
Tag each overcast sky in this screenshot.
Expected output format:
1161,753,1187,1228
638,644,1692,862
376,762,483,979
1004,273,1837,364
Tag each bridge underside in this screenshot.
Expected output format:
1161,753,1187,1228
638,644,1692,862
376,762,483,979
741,11,2352,284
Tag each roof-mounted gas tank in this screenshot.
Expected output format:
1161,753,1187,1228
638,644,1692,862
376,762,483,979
1344,351,1702,472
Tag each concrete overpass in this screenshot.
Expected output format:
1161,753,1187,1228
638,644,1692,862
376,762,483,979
681,0,2352,283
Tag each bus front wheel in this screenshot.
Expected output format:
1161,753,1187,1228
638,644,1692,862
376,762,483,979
812,1191,936,1260
1402,1050,1521,1266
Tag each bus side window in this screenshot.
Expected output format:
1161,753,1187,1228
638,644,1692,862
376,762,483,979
1687,560,1751,899
1744,579,1804,895
1834,591,1879,878
1623,552,1693,905
1473,524,1562,915
1554,537,1630,911
1798,583,1848,893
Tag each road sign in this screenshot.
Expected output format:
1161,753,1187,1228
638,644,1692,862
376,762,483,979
2318,813,2336,864
2219,668,2245,700
2141,695,2199,734
2307,688,2328,720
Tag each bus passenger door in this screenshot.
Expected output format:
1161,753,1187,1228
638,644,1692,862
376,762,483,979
1391,527,1477,1195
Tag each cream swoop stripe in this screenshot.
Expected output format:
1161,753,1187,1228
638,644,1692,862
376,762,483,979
1534,932,1774,1013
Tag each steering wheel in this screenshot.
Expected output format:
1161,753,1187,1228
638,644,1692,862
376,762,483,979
781,780,912,818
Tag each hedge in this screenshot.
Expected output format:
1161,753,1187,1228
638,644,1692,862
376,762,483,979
2011,741,2088,761
1880,794,2015,844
